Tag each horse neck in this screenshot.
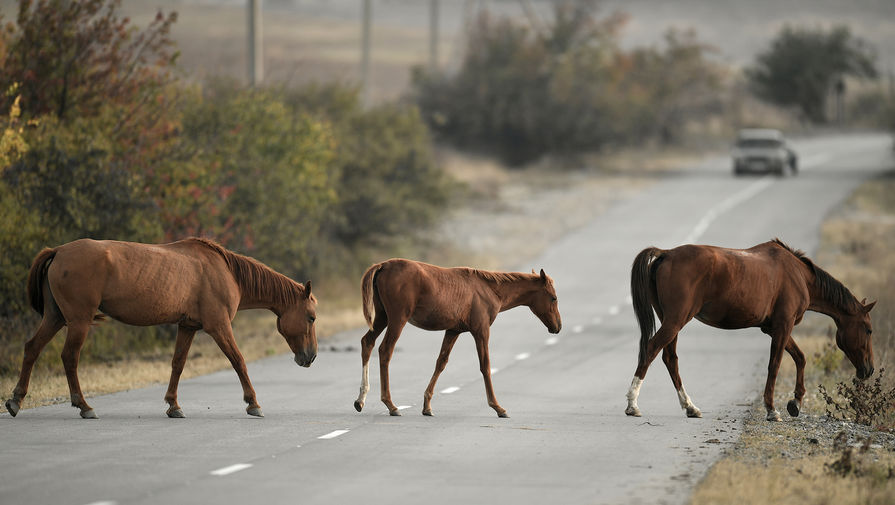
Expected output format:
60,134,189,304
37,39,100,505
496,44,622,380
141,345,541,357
491,278,539,312
235,278,303,313
806,274,854,326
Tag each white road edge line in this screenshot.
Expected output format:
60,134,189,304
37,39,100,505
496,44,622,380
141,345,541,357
441,386,460,394
318,429,350,440
545,336,559,345
683,175,774,244
84,501,117,505
210,463,252,476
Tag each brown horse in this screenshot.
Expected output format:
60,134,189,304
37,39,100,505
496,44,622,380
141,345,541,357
625,238,875,421
352,259,561,418
5,237,318,419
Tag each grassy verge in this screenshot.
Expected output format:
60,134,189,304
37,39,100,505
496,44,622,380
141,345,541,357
691,171,895,505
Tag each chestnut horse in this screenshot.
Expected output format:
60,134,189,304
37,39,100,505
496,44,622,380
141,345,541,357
5,238,318,419
625,238,875,421
352,259,561,418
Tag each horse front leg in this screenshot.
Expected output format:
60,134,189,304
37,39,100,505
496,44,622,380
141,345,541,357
472,328,507,418
422,330,460,416
784,338,806,417
207,323,262,417
164,326,197,418
763,328,791,422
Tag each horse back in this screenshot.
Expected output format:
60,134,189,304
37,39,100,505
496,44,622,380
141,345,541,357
47,239,237,326
372,259,495,332
656,242,811,329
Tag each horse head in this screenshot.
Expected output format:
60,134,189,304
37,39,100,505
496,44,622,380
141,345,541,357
529,269,562,334
277,280,318,368
836,298,876,379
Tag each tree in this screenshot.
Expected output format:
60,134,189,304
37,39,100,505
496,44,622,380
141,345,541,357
747,25,877,123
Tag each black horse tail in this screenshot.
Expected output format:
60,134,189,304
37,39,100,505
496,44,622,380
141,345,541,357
27,248,57,315
631,247,663,366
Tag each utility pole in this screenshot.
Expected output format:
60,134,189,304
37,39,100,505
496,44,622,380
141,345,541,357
247,0,263,86
429,0,439,71
360,0,372,105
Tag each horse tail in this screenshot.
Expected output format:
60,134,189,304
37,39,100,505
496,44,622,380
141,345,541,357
361,262,384,330
631,247,663,366
27,248,57,316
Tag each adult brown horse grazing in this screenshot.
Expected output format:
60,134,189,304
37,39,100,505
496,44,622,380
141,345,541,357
352,259,561,418
625,238,875,422
5,238,318,419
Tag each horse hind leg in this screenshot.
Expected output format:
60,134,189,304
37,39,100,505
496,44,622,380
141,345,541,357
662,337,701,418
626,319,687,417
422,330,460,416
60,321,97,419
6,314,65,417
354,312,386,412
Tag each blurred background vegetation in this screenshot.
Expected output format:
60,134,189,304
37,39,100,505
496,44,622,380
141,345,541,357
0,0,894,375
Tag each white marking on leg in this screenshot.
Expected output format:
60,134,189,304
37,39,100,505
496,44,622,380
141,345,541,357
356,362,369,405
210,463,252,476
441,386,460,394
318,429,350,440
625,376,643,415
677,386,694,409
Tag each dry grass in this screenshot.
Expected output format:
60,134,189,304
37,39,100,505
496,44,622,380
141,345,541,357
691,171,895,505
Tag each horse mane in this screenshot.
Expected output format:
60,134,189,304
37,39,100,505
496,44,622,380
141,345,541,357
471,269,534,284
772,238,859,314
189,238,308,305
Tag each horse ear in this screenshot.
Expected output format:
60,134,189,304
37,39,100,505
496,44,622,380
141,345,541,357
539,269,547,283
305,280,312,297
863,300,876,313
860,297,867,305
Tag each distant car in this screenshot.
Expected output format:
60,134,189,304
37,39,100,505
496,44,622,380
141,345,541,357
731,129,798,176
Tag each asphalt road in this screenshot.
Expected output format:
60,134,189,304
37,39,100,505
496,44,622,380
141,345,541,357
1,133,892,505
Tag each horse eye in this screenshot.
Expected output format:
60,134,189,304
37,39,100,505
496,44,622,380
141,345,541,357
866,328,872,335
308,316,316,324
551,297,557,303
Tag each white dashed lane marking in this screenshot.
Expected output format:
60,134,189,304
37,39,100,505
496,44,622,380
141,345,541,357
608,305,620,316
490,367,500,374
515,352,530,361
318,430,350,440
210,463,252,476
545,336,559,345
591,316,603,324
441,386,460,394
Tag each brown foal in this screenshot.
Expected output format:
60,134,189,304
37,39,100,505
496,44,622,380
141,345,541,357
352,259,562,418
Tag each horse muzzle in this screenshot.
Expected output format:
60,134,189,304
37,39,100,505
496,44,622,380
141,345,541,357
857,364,874,380
294,352,317,368
550,322,562,334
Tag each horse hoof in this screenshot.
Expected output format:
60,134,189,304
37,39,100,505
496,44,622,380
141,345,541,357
5,399,20,417
167,408,186,418
422,409,433,416
497,411,509,418
686,406,702,418
625,406,642,417
766,410,782,422
80,409,98,419
786,399,800,417
354,400,363,412
389,409,402,417
247,406,264,417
